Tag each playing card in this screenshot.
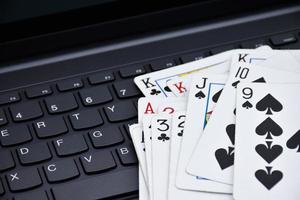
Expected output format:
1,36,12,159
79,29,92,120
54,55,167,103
139,166,150,200
176,73,232,193
168,112,233,200
151,113,172,200
129,124,148,182
187,63,300,185
234,83,300,200
166,68,229,97
134,49,237,97
166,76,191,97
139,97,186,199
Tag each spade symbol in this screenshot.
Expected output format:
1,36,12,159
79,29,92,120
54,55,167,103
164,86,172,92
226,124,235,145
255,117,282,139
256,94,283,115
212,89,223,103
232,80,240,88
242,101,253,109
233,108,236,115
215,147,234,170
253,77,266,83
195,90,206,99
157,133,170,142
255,141,283,164
255,167,283,190
286,129,300,152
150,89,161,95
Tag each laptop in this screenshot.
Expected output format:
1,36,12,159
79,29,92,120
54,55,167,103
0,0,300,199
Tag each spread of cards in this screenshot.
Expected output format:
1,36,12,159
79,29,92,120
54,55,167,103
130,46,300,200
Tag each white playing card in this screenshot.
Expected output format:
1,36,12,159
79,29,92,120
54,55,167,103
234,83,300,200
167,76,191,97
130,124,148,182
139,166,150,200
168,112,233,200
166,67,229,97
134,49,238,97
187,63,300,185
139,97,186,200
176,73,232,193
151,113,173,200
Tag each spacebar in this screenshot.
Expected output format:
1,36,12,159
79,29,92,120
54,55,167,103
52,168,138,200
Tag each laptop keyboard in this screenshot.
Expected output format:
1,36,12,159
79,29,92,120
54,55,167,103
0,30,299,200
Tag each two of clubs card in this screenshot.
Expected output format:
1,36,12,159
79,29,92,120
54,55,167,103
129,46,300,200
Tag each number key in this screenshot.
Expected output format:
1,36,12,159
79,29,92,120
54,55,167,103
79,86,112,106
113,80,141,99
10,102,43,122
45,93,78,114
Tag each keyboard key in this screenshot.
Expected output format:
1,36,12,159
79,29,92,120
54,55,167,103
6,168,42,192
44,159,79,183
0,92,20,105
119,65,146,78
104,101,137,122
0,179,4,195
0,151,15,171
14,190,48,200
270,33,297,46
10,102,43,122
80,151,116,174
0,125,32,146
113,80,141,99
89,126,124,148
150,59,177,71
69,110,103,130
17,143,52,165
45,93,78,114
241,39,267,49
53,134,88,156
0,109,7,126
79,86,112,106
26,85,52,98
88,71,115,85
33,117,68,138
57,79,83,91
116,145,138,165
51,168,138,200
211,45,235,55
180,51,209,63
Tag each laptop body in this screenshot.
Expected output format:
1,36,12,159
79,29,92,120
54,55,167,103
0,1,300,199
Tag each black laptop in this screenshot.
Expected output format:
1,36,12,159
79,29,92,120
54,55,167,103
0,1,300,199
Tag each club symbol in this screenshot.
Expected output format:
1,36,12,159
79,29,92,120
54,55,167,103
215,147,234,170
286,129,300,152
255,167,283,190
195,90,206,99
255,117,282,139
256,94,283,115
255,141,283,164
212,89,223,103
150,89,161,95
178,130,183,137
242,101,253,109
164,86,172,92
232,80,240,88
158,133,170,142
